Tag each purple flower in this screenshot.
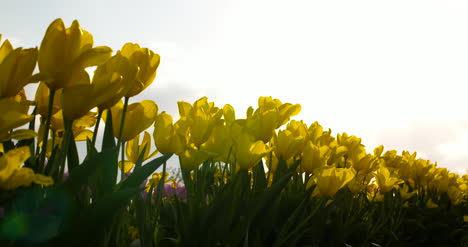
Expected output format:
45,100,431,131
162,182,186,201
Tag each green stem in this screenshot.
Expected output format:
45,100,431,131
49,116,74,182
92,108,103,147
39,88,55,173
120,141,125,182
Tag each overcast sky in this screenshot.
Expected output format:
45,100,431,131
1,0,467,174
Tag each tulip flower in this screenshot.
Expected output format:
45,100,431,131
153,112,185,155
120,43,160,97
105,100,158,142
0,38,38,98
60,54,138,120
119,131,158,173
0,146,54,190
179,143,210,171
274,120,308,160
308,167,356,197
37,18,112,90
246,97,301,143
374,166,403,193
233,132,271,170
177,97,223,147
301,141,330,173
200,121,232,162
399,184,416,201
0,98,34,142
35,82,62,117
349,146,377,174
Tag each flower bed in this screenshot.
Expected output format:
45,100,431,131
0,19,466,246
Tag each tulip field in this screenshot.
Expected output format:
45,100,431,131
0,19,467,247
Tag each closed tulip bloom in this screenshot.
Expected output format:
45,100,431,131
153,112,185,155
246,108,278,143
0,38,38,98
60,54,138,120
106,100,158,142
275,120,308,160
38,18,112,90
349,146,376,174
35,82,62,117
93,53,138,110
200,121,232,162
309,167,356,197
120,43,160,97
246,97,301,143
301,141,330,173
177,97,223,147
233,132,271,170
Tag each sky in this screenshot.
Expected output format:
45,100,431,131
1,0,468,174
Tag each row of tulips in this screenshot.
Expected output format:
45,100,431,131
0,18,467,246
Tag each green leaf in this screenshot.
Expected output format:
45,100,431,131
60,147,116,194
118,153,173,191
102,109,115,150
65,187,141,246
95,147,118,196
252,160,267,192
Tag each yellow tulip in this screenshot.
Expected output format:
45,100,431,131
48,110,96,141
120,43,160,97
347,174,373,194
0,146,54,190
177,97,223,147
233,132,271,170
1,167,35,190
200,121,232,162
120,131,158,173
349,146,377,174
301,141,330,173
119,131,158,173
60,54,138,120
33,173,54,186
105,100,158,142
274,120,308,160
146,172,170,190
153,112,185,155
374,166,403,193
399,184,416,201
179,144,210,171
308,167,355,197
0,39,38,98
246,97,301,143
426,198,438,208
126,131,157,164
308,122,323,145
0,98,34,142
223,104,236,126
0,146,30,184
35,82,62,117
246,108,278,143
38,18,112,90
93,53,138,110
